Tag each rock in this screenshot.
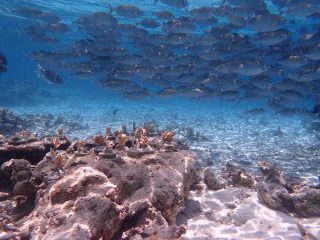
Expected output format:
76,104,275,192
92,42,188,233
93,146,104,155
127,146,156,157
203,164,255,191
0,137,71,165
12,147,196,240
204,168,226,190
257,161,320,218
0,158,40,216
126,148,143,158
223,163,256,189
98,148,117,160
8,136,27,146
162,142,178,152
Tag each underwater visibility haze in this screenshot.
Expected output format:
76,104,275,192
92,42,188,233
1,0,320,239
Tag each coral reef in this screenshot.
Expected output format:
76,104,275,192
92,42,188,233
0,132,196,240
1,118,319,240
0,134,71,165
161,130,174,142
204,163,256,191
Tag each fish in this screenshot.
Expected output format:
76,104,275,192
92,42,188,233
139,18,160,29
246,107,266,115
111,4,144,18
122,86,150,100
155,0,189,9
37,65,63,84
188,7,213,20
23,27,60,43
154,11,175,21
37,12,61,23
218,90,241,102
77,12,117,33
247,14,284,32
155,87,177,98
279,90,304,101
0,53,7,66
234,61,269,76
163,18,195,34
286,3,316,18
13,0,319,107
278,55,308,68
112,109,120,116
12,7,44,19
304,45,320,60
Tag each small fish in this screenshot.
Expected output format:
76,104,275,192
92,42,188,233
154,11,175,21
110,4,144,18
0,65,6,73
246,108,266,115
0,53,7,66
37,64,63,84
139,18,160,29
155,0,188,9
112,109,120,116
0,53,7,73
273,127,284,136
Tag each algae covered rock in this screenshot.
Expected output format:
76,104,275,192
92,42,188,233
11,143,197,240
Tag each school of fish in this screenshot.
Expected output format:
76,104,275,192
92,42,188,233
5,0,320,110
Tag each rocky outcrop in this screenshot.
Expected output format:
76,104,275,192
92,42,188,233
204,163,256,191
257,160,320,218
0,136,71,165
1,146,196,239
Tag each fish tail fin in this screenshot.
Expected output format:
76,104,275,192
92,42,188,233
36,64,44,79
107,3,114,13
37,64,43,71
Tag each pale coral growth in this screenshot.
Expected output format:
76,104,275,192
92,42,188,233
53,137,61,149
117,133,127,149
138,136,149,148
160,131,174,142
57,126,63,136
55,151,67,168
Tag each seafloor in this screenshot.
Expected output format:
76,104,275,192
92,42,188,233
0,100,320,239
8,98,320,184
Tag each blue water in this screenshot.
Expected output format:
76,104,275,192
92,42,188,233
0,0,320,182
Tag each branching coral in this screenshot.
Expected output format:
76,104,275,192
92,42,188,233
93,135,107,146
160,131,174,142
138,136,149,148
49,148,67,169
57,126,63,136
53,137,61,149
